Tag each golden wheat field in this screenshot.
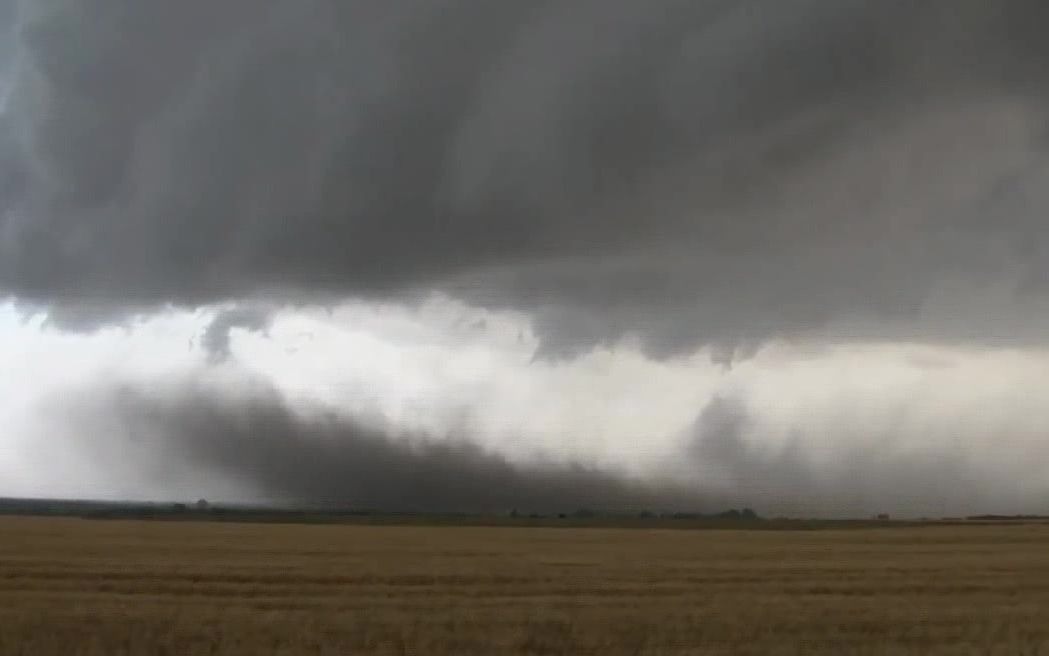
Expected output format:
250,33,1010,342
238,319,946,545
1,517,1048,655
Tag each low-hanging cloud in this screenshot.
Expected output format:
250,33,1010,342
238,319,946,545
1,1,1049,356
682,391,1049,518
54,374,712,514
199,305,273,363
33,348,1049,519
44,376,1049,519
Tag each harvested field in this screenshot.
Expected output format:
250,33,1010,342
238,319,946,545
1,517,1047,655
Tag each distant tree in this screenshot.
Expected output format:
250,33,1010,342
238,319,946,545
196,499,210,511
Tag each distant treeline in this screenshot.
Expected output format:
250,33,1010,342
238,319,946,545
0,497,762,525
6,498,987,530
509,508,760,521
11,498,1048,528
85,505,764,524
966,515,1049,521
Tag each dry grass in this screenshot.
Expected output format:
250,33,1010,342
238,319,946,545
1,517,1048,655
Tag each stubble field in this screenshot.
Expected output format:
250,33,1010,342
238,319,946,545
0,516,1047,655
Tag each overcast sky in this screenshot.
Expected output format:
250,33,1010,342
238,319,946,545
2,1,1049,517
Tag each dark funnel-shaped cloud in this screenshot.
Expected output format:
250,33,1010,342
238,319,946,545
57,376,709,514
3,1,1049,355
199,305,273,363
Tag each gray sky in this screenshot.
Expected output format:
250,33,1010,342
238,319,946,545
2,1,1049,516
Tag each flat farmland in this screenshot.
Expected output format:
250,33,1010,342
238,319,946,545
1,517,1048,655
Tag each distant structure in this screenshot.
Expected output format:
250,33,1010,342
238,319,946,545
876,513,890,521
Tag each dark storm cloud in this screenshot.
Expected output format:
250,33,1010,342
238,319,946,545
2,1,1049,353
53,375,1049,518
64,376,707,514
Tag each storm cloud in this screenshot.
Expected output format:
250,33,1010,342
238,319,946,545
199,305,273,363
6,2,1049,517
54,374,710,514
42,366,1049,518
683,391,1049,518
1,1,1049,356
